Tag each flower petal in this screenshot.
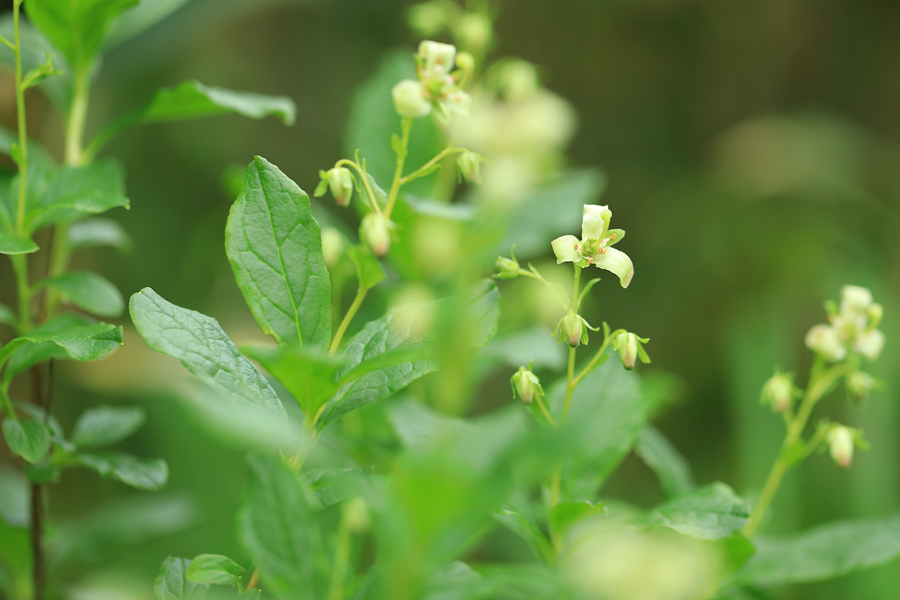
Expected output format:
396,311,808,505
591,246,633,288
582,204,610,240
551,235,581,264
853,329,885,361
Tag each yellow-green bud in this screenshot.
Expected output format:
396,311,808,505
617,332,638,370
327,167,354,207
457,14,492,53
392,79,432,118
564,312,583,348
511,366,542,406
456,151,482,184
321,227,345,269
408,2,446,36
360,213,391,257
342,496,370,534
846,371,876,401
804,324,846,362
828,425,855,468
495,256,519,279
761,372,793,413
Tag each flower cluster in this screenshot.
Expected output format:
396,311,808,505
551,205,634,288
805,285,884,362
392,41,472,119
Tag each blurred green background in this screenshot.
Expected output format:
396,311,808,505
1,0,899,598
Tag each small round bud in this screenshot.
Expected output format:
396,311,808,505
327,167,354,207
456,151,482,184
495,256,519,279
867,303,883,329
320,227,345,269
564,312,584,348
840,285,873,317
457,14,492,53
454,51,475,81
360,213,392,257
852,328,885,361
342,496,370,534
392,79,432,118
846,371,877,401
500,60,540,101
761,372,793,413
828,425,855,468
418,40,457,78
511,366,542,406
616,332,638,370
804,324,846,362
407,2,446,36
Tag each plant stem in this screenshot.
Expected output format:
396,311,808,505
571,330,623,387
743,361,850,537
550,464,561,507
560,266,582,422
326,521,353,600
329,283,367,355
398,146,467,186
335,159,383,218
384,117,413,218
516,268,568,311
11,255,31,333
12,0,28,236
534,393,556,427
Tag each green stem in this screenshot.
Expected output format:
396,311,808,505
329,284,367,355
385,116,413,218
572,329,624,387
334,159,383,218
65,69,89,167
326,521,353,600
534,393,556,427
398,146,467,186
11,255,31,333
517,268,568,311
561,347,577,421
550,464,561,507
743,361,851,537
12,0,28,236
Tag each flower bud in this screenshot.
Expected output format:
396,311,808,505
326,167,354,207
418,40,457,78
804,324,846,362
342,496,370,534
360,213,392,257
495,256,519,279
442,89,472,116
867,303,883,329
852,328,885,361
828,425,856,468
511,366,542,406
563,312,584,348
320,227,345,269
500,60,540,101
457,14,492,53
454,51,475,86
846,371,877,401
407,2,446,36
392,79,432,118
456,151,482,184
840,285,873,317
616,332,638,370
761,372,793,413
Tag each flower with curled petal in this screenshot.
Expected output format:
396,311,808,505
550,204,634,288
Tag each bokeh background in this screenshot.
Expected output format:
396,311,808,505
1,0,899,598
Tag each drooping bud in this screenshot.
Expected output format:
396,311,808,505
511,366,543,406
616,332,638,370
846,371,877,402
456,151,483,184
326,167,354,207
392,79,432,118
360,213,392,257
828,425,856,468
761,372,794,413
320,227,345,269
804,324,846,362
342,496,370,534
563,311,584,348
495,256,519,279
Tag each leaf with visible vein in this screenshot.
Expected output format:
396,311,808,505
645,482,749,541
155,556,209,600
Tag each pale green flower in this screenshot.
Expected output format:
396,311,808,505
550,204,634,288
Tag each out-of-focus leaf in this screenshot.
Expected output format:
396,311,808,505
74,452,168,490
2,419,50,464
0,16,70,107
636,426,694,498
239,455,320,600
494,509,553,563
185,554,244,587
225,156,331,350
347,245,386,289
68,217,133,252
732,513,900,586
305,466,374,511
645,482,749,541
0,304,15,327
155,557,209,600
0,233,38,255
25,0,138,73
130,288,285,416
71,405,145,448
0,467,28,527
107,0,191,47
481,326,567,371
403,196,476,221
550,500,605,540
41,271,124,317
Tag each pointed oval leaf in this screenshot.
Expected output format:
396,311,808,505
41,270,124,317
75,451,168,490
645,482,749,541
130,288,285,416
185,554,244,587
71,405,146,448
635,426,694,498
2,418,51,464
155,556,210,600
68,217,133,252
225,156,331,350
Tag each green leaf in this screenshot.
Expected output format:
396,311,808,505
0,233,38,255
0,304,15,326
319,280,500,429
0,16,70,108
25,0,139,74
0,466,28,527
92,81,296,154
155,556,210,600
71,405,145,448
106,0,191,47
242,345,342,421
75,451,168,490
26,160,130,233
493,509,554,564
645,482,749,541
68,217,133,252
347,245,386,289
549,500,605,539
635,426,694,498
130,288,285,416
732,513,900,586
225,156,332,349
239,455,320,600
2,419,50,464
403,196,476,222
40,271,124,317
185,554,244,588
304,466,374,511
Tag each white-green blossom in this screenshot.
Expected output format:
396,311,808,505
551,204,634,288
806,285,885,362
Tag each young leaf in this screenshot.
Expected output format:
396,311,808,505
304,466,374,511
40,271,124,317
0,303,15,326
225,156,331,349
154,557,210,600
130,288,285,416
635,426,694,498
239,455,320,600
347,245,386,290
549,500,605,540
0,16,70,108
493,509,554,564
732,513,900,586
90,81,296,154
71,405,146,448
106,0,191,48
185,554,244,588
25,0,139,74
645,482,749,541
75,452,168,490
0,232,38,255
2,419,51,464
68,217,133,252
